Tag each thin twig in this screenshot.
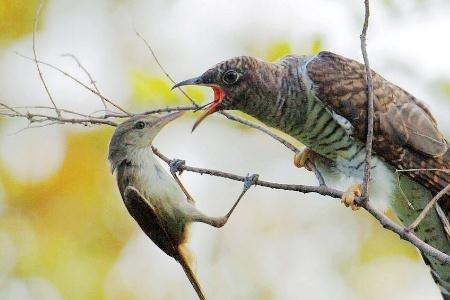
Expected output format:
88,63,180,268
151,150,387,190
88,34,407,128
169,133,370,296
360,0,375,198
134,29,198,107
396,168,450,174
61,53,108,112
407,184,450,232
105,105,197,119
0,107,117,126
16,52,131,116
152,146,343,198
152,146,450,266
32,0,61,117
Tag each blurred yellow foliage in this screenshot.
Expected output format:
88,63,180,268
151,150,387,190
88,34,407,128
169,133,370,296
0,128,135,300
265,41,292,61
309,36,323,54
359,212,420,264
438,80,450,99
0,0,40,44
131,71,205,106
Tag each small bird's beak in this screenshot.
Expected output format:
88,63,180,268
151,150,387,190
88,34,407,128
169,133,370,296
172,77,224,133
154,111,184,129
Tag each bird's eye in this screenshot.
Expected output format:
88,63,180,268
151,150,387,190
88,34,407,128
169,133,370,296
222,70,239,85
134,121,146,129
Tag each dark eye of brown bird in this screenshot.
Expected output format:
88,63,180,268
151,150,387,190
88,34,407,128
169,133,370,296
222,70,239,85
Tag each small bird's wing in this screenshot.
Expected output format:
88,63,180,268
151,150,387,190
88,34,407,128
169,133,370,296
306,51,447,157
123,186,207,300
123,186,178,258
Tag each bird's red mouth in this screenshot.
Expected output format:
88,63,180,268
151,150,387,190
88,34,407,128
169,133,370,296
192,85,225,132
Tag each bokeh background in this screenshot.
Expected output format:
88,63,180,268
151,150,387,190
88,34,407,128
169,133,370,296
1,0,450,299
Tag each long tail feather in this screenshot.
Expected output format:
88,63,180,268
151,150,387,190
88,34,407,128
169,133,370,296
176,250,206,300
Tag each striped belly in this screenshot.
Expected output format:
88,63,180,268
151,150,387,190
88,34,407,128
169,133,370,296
287,99,368,178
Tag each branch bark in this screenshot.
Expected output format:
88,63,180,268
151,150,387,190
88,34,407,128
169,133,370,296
360,0,375,199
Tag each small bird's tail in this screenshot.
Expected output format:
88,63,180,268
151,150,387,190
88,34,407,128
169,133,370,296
177,245,206,300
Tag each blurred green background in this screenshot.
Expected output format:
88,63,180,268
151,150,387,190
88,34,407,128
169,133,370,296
1,0,450,299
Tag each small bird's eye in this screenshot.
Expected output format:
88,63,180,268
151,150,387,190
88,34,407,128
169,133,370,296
134,121,146,129
222,70,239,85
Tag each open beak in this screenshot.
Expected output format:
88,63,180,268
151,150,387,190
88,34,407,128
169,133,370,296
172,77,225,132
154,111,184,129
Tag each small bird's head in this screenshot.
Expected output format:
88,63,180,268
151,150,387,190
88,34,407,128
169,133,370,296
108,111,183,172
173,56,272,131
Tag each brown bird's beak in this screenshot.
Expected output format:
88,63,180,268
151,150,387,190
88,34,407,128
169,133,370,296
173,77,225,132
154,111,184,129
171,76,203,90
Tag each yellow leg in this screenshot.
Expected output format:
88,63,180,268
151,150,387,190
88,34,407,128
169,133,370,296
341,183,363,211
294,148,312,169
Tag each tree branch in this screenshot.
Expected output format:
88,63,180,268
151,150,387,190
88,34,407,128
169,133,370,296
32,0,61,117
360,0,375,199
152,146,450,266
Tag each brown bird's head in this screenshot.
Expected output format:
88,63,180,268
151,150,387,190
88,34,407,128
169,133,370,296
108,112,183,172
173,56,278,131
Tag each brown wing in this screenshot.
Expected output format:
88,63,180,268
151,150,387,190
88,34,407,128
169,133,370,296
307,51,447,157
123,187,206,299
123,186,179,258
306,51,450,215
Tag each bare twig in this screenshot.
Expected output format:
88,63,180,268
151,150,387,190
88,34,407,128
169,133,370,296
363,197,450,265
134,29,197,107
105,105,197,119
152,146,343,198
360,0,375,198
16,52,131,116
396,168,450,174
0,108,117,126
407,184,450,232
61,53,108,112
32,1,61,117
152,146,450,266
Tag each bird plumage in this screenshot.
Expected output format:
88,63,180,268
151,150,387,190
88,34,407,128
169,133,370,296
174,51,450,298
306,51,450,216
109,112,245,300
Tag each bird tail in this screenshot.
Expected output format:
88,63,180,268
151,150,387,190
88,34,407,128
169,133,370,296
177,245,206,300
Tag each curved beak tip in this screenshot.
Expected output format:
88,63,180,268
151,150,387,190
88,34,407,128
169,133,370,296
172,76,202,90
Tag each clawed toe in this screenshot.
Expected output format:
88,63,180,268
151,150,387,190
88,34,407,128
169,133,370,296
341,183,362,211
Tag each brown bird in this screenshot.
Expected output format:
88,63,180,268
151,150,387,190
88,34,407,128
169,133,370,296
108,112,245,300
174,51,450,298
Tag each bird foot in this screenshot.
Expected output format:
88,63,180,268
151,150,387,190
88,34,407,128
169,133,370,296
293,148,313,171
169,159,186,175
341,183,362,211
243,173,259,190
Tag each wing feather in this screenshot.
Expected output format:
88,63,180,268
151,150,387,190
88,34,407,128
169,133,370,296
306,51,450,219
306,51,447,157
123,186,178,258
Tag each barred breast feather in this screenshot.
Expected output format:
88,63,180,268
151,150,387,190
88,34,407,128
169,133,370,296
305,51,450,219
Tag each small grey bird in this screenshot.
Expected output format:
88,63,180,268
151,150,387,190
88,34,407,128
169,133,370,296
108,111,242,300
